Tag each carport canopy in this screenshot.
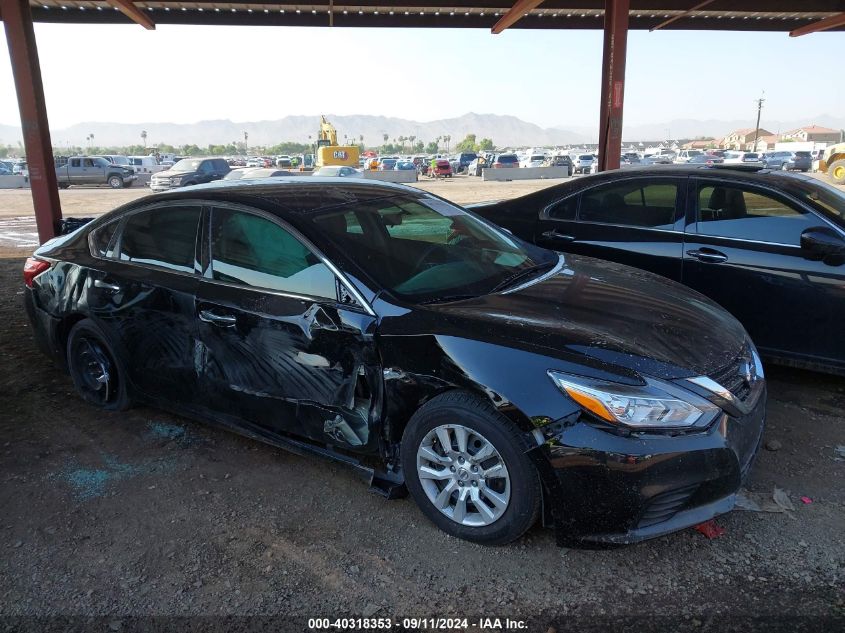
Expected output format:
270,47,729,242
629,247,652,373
2,0,844,243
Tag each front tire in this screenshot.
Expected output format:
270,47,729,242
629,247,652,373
66,319,131,411
107,175,124,189
829,159,845,185
401,391,541,545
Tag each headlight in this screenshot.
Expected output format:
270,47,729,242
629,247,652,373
170,177,183,184
548,371,720,430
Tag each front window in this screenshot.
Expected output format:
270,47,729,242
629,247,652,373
788,179,845,223
311,194,555,303
695,183,820,245
210,208,338,300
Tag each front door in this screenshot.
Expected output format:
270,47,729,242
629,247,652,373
536,176,687,281
194,204,380,450
682,178,845,364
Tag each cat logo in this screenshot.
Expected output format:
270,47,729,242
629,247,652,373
332,150,348,160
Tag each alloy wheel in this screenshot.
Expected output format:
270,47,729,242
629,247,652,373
416,424,511,527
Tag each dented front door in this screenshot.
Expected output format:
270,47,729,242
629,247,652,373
194,204,381,450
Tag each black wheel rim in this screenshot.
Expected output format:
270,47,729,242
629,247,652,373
72,337,116,405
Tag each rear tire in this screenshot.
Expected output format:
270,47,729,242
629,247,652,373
401,391,541,545
66,319,131,411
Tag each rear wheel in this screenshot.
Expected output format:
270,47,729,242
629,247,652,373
401,391,541,545
66,319,131,411
829,159,845,185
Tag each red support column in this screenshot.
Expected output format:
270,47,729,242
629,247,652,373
597,0,629,172
2,0,62,243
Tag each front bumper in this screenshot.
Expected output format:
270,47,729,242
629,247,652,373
150,180,179,192
534,390,766,545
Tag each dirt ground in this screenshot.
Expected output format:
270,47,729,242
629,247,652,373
0,176,844,631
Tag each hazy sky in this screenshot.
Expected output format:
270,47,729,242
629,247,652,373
0,22,842,130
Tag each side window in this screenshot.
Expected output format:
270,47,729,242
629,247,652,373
546,196,578,221
198,161,213,174
214,159,229,172
70,159,81,168
91,220,120,258
83,159,95,167
210,208,338,300
579,181,679,229
118,206,201,273
696,183,819,245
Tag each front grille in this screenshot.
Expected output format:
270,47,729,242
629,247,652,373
637,484,700,528
709,354,753,402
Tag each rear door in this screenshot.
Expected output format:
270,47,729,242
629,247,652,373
86,203,203,404
682,178,845,362
194,204,380,448
535,176,687,281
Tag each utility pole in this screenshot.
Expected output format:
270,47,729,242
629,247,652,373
752,94,765,152
243,131,248,155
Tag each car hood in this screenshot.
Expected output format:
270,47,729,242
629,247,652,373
154,170,193,177
423,254,748,380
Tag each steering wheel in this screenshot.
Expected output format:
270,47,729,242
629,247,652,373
412,242,453,272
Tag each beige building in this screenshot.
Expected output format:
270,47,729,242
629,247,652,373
721,128,773,151
781,125,842,144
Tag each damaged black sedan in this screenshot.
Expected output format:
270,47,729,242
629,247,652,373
23,179,765,545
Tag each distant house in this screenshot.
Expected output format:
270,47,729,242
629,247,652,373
754,134,780,152
721,128,774,151
681,139,716,150
781,125,842,144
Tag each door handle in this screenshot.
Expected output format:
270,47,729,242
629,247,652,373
198,310,237,327
687,249,728,264
541,230,576,243
93,279,122,292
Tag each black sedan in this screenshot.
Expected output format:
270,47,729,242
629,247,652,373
472,166,845,376
24,179,765,545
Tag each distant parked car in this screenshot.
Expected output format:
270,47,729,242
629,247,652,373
429,159,453,178
378,158,398,171
724,151,763,166
276,156,293,168
452,152,478,174
547,155,574,173
492,154,519,169
149,158,231,192
520,154,546,169
573,154,595,174
763,151,812,172
675,150,704,163
688,154,724,165
471,165,845,375
313,166,363,178
395,160,416,171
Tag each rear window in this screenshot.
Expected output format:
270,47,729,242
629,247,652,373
530,155,544,161
497,155,518,163
118,207,201,273
795,151,812,158
579,155,593,160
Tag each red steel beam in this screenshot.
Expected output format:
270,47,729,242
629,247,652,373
597,0,629,172
649,0,717,32
2,0,62,243
790,12,845,37
491,0,546,34
107,0,156,30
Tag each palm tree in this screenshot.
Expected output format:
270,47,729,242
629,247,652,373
409,135,416,151
141,130,147,148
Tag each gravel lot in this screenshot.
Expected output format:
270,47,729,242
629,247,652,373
0,174,844,631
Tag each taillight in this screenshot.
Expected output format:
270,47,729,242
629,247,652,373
23,257,50,288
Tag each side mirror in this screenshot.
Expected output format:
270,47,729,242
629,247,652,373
801,226,845,259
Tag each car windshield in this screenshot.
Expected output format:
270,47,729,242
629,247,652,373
792,179,845,222
171,159,202,171
311,193,556,303
579,155,593,160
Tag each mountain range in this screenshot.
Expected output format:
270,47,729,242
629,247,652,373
0,113,588,149
1,113,842,150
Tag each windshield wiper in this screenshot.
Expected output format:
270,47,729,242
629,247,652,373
418,294,479,305
490,261,556,293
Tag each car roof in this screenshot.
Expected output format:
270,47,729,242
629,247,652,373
127,177,418,214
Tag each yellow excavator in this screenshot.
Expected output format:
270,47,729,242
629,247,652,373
315,115,361,168
819,143,845,185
